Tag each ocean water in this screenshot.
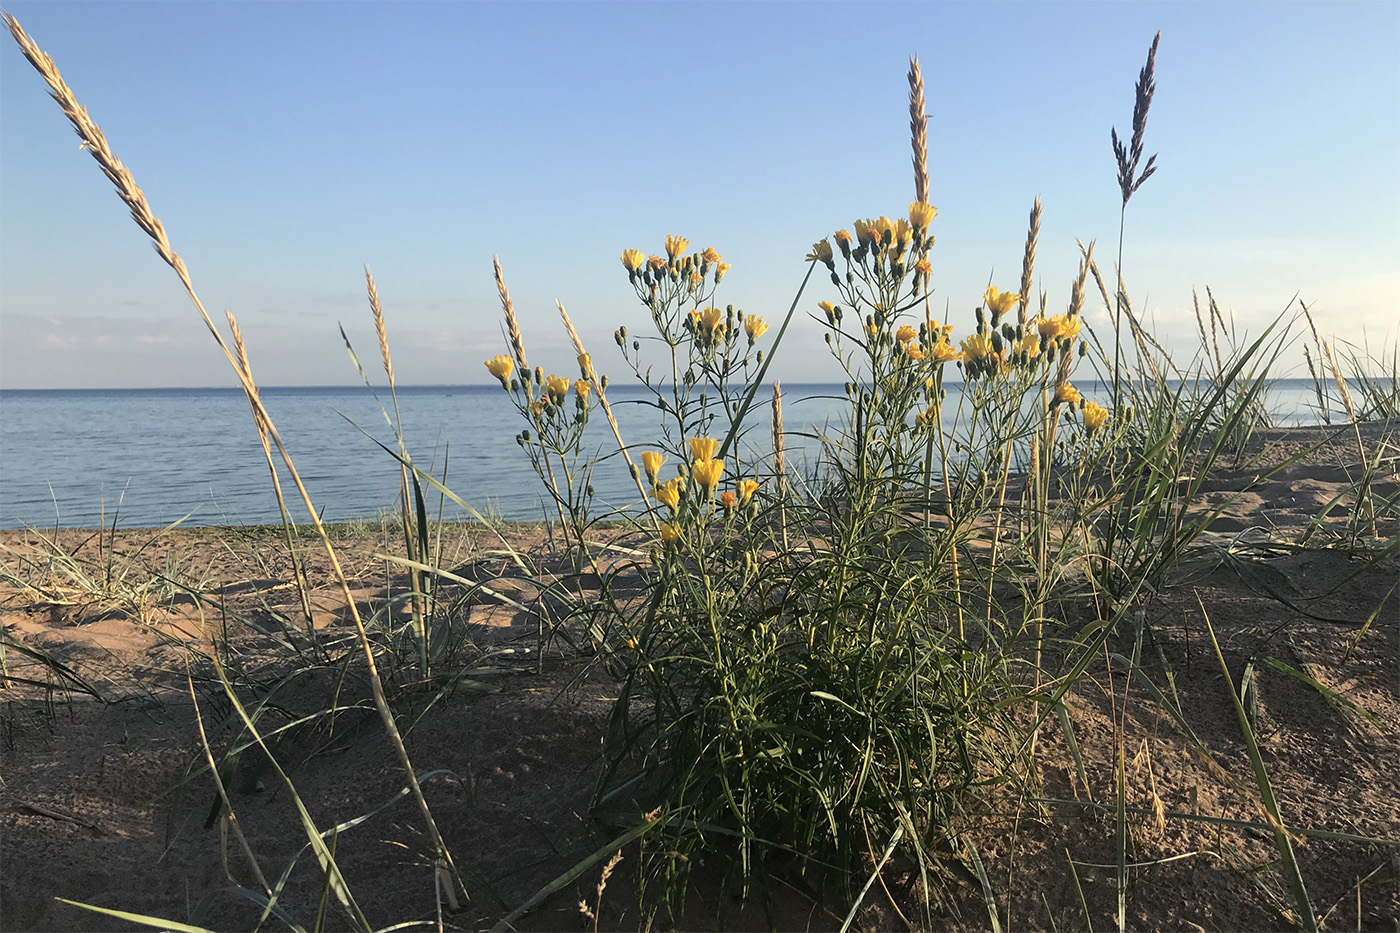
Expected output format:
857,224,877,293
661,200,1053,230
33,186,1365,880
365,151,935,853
0,379,1342,529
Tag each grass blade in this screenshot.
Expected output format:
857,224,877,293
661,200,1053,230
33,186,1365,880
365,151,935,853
1201,600,1319,932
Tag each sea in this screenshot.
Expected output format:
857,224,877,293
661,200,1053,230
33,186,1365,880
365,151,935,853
0,379,1342,529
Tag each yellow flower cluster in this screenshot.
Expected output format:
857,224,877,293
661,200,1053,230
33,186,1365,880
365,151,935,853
647,437,761,537
621,238,728,292
686,306,730,349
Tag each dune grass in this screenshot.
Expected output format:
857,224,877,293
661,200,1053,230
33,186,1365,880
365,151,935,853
4,14,1397,932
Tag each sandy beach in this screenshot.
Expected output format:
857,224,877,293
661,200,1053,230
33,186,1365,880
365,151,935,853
2,421,1397,931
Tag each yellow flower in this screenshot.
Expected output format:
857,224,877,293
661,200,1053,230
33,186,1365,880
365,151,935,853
659,522,681,543
926,317,954,340
736,478,760,504
891,218,913,258
914,405,938,428
833,229,853,249
641,450,666,484
984,287,1021,316
689,436,719,462
1038,313,1083,341
818,300,839,325
621,248,645,273
484,355,514,386
701,246,722,264
715,261,731,283
647,254,666,271
906,342,926,361
895,325,918,344
908,201,937,229
806,238,834,265
915,257,932,277
1082,401,1110,434
873,216,893,242
654,476,684,511
745,315,769,341
1017,331,1040,357
577,353,593,378
692,457,725,490
1054,383,1081,406
574,378,590,399
699,306,725,335
854,218,879,247
930,341,963,364
665,234,689,260
545,374,570,399
961,332,999,363
689,270,704,289
719,490,737,512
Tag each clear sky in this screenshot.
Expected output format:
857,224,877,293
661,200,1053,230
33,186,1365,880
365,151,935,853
2,1,1396,389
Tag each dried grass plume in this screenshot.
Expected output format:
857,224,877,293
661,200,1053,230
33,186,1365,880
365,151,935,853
908,55,929,205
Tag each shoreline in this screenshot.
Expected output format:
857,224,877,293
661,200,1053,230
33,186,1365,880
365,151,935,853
3,420,1393,535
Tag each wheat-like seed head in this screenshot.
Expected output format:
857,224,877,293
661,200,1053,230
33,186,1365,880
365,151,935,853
364,267,394,387
6,16,461,891
771,381,786,491
1018,197,1042,325
1302,304,1324,345
1205,285,1225,373
1191,289,1216,373
908,55,929,205
5,14,180,270
1068,239,1092,321
226,311,269,438
772,381,788,547
493,256,528,374
556,301,657,528
1112,31,1161,206
1081,239,1114,315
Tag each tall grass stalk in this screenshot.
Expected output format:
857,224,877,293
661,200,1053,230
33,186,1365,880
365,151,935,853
1110,31,1161,412
3,12,464,901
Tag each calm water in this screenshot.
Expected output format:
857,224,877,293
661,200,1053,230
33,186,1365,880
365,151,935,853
0,379,1337,529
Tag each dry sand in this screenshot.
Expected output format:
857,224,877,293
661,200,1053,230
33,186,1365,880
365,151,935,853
1,422,1397,931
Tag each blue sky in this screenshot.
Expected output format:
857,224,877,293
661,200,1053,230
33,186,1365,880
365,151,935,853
2,1,1396,389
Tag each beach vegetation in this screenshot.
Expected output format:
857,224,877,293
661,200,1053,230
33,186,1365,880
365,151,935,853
3,15,1396,933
